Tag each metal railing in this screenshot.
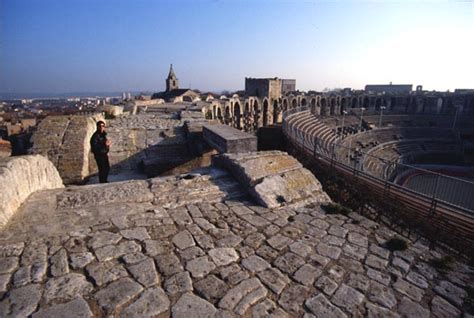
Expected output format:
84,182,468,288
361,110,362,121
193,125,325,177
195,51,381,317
283,108,474,215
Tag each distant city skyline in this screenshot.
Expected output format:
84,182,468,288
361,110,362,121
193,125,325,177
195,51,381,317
0,0,472,95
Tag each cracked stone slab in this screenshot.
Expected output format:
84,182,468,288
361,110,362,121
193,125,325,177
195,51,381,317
397,297,429,318
120,287,170,318
241,255,270,273
94,277,143,314
219,277,266,313
164,271,193,294
50,248,69,277
305,294,347,318
186,256,216,278
88,231,121,249
127,258,159,287
274,252,305,274
155,253,184,277
172,293,217,318
431,295,461,317
433,280,467,306
315,275,338,296
44,273,93,303
70,252,94,269
293,264,322,286
278,284,310,316
367,281,397,309
32,297,93,318
172,230,196,250
257,267,289,295
331,284,365,315
94,241,141,262
194,274,229,303
393,278,424,302
0,284,42,317
208,248,239,267
120,227,151,241
0,257,19,274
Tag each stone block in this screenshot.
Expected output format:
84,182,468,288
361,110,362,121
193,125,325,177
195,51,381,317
203,124,257,153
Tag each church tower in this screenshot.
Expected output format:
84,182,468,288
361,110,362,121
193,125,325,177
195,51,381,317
166,64,179,92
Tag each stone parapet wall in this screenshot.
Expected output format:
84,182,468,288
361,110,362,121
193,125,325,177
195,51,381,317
31,114,102,184
0,155,63,226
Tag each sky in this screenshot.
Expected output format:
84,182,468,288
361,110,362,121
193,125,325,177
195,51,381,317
0,0,473,95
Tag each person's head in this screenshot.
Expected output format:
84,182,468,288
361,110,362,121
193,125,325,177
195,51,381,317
96,121,106,133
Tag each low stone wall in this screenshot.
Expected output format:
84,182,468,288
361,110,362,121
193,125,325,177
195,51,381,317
0,155,63,226
31,114,102,184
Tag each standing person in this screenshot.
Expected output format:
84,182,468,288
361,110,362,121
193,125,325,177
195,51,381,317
90,120,111,183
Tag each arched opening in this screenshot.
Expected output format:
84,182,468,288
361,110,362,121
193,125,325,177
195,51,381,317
224,106,231,125
291,99,297,108
273,100,279,124
283,99,288,111
244,102,250,131
217,107,223,123
321,98,327,115
341,98,347,114
301,98,307,106
253,101,259,131
351,98,358,108
234,102,241,129
375,98,381,110
263,99,269,126
330,98,336,115
311,98,316,107
363,96,369,108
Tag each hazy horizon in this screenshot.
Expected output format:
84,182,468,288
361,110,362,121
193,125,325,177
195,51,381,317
1,0,473,95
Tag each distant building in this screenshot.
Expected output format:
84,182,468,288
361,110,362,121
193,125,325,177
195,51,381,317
166,64,179,92
245,77,296,98
281,79,296,94
365,83,413,94
152,65,199,102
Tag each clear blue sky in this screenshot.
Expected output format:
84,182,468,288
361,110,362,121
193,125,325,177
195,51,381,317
0,0,472,95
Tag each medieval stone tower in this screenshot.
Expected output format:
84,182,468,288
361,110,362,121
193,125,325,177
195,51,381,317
166,64,179,92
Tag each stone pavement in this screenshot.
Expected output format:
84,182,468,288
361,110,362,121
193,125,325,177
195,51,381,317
0,172,472,316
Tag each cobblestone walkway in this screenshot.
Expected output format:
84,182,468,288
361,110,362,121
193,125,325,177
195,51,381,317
0,179,472,317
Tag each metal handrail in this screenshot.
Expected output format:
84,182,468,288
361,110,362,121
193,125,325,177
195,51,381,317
282,108,474,215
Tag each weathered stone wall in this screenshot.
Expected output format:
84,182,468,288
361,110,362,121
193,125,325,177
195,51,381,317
0,155,63,226
31,114,102,184
92,114,186,175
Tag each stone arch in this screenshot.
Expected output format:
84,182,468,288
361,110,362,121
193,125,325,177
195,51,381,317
375,98,382,110
263,99,269,126
320,98,327,116
351,97,358,108
234,102,241,129
341,98,347,114
291,99,297,108
363,96,370,108
330,98,336,115
283,99,289,112
253,100,260,131
224,106,231,125
217,107,223,123
273,100,280,124
310,98,316,107
301,98,307,106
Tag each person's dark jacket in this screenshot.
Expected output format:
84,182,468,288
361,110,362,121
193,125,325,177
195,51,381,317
90,131,109,155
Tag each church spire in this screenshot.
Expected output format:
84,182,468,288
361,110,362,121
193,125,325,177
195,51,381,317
168,64,176,79
166,64,179,92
